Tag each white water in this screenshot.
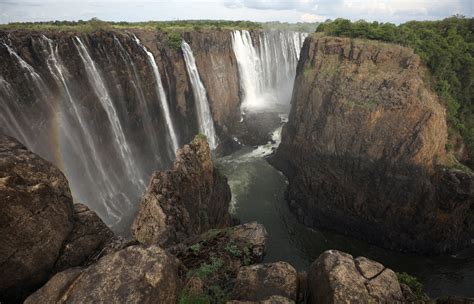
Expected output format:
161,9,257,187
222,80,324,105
181,40,218,150
42,36,125,221
74,37,144,189
132,35,179,155
232,30,307,113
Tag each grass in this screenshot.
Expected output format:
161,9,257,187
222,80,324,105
396,272,430,302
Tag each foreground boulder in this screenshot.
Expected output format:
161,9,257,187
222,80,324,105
53,203,114,272
273,36,474,253
231,262,298,301
132,135,232,246
308,250,404,303
0,134,115,302
25,245,182,304
0,134,74,301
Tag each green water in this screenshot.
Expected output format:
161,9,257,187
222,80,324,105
217,142,474,298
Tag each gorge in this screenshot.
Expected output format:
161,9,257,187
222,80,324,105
0,22,473,302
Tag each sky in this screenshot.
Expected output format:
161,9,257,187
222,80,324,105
0,0,472,24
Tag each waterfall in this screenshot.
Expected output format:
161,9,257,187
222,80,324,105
131,35,179,155
181,40,218,150
73,37,144,188
41,36,125,221
231,30,307,113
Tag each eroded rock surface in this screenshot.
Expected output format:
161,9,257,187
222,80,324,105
132,135,232,246
273,36,474,253
0,134,74,302
232,262,298,301
25,245,183,304
308,250,404,304
53,203,114,272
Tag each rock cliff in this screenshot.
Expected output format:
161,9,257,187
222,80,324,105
273,36,474,254
132,135,232,246
0,134,114,303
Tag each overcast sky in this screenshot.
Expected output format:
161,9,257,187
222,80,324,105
0,0,472,24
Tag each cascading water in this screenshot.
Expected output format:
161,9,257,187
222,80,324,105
181,40,218,150
132,35,179,155
231,30,307,113
73,37,144,189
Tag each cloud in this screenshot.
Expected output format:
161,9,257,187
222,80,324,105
223,0,472,22
300,13,324,22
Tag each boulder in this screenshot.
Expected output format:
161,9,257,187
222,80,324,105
25,245,182,304
132,135,232,246
0,134,74,302
53,203,114,272
232,262,298,301
308,250,404,304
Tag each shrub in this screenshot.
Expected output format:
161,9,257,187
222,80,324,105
396,272,430,301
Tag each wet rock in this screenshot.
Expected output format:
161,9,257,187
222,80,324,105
132,135,231,246
25,245,183,304
53,203,114,272
0,134,74,302
273,36,474,253
232,262,298,301
308,250,404,304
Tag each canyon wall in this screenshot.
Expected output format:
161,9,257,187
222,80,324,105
0,28,304,232
273,35,474,254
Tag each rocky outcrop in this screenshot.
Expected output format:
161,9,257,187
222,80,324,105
24,245,183,304
231,262,298,301
0,134,115,303
170,222,268,301
273,36,474,253
132,135,232,246
308,250,404,303
0,134,74,302
53,203,114,273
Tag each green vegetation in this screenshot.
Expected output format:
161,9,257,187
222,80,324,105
190,243,202,254
178,293,210,304
316,16,474,168
0,18,316,33
166,31,183,51
224,243,241,257
187,256,224,280
396,272,430,301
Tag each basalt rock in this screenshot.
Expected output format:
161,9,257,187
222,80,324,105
0,134,115,303
231,262,298,301
273,36,474,254
0,134,74,302
24,245,183,304
132,135,232,246
308,250,405,304
53,203,114,273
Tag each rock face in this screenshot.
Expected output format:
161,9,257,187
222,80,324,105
132,135,232,246
0,134,115,303
273,36,474,253
24,245,182,304
0,134,74,301
232,262,298,301
308,250,404,304
53,203,114,273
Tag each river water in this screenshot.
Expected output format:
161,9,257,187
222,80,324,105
217,127,474,298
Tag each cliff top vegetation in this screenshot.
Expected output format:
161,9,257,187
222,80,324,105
316,16,474,169
0,18,317,32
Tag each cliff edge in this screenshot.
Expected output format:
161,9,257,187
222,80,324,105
273,36,474,254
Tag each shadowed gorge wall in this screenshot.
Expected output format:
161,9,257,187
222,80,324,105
273,35,474,254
